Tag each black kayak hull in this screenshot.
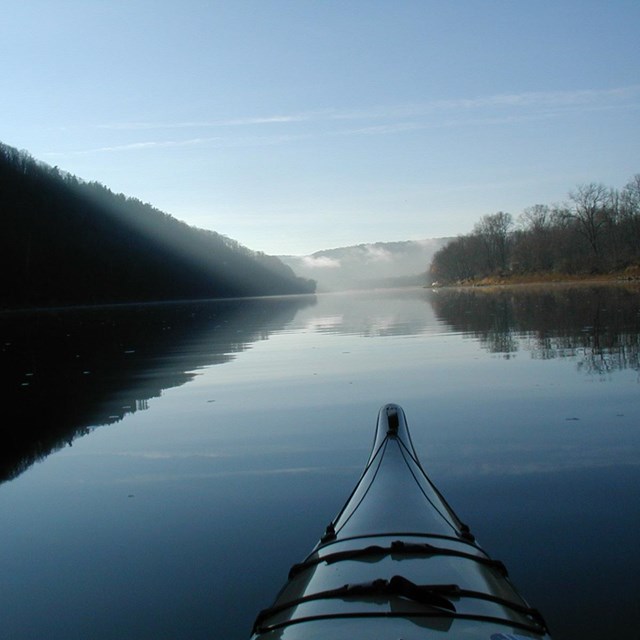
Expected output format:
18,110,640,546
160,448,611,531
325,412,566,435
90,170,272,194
250,404,551,639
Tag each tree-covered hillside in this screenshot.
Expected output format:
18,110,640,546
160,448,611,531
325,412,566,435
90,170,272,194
0,143,315,308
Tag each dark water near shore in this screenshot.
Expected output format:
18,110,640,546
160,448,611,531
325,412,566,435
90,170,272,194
1,285,639,639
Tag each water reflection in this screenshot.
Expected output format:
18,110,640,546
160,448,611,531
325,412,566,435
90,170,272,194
429,284,640,373
296,289,442,337
1,287,638,640
0,296,315,483
3,286,638,483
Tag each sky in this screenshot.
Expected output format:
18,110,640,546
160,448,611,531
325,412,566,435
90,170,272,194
1,1,639,256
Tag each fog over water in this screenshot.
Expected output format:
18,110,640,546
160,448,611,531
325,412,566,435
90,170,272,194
1,285,639,639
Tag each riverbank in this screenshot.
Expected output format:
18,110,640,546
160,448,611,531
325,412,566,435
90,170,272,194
440,265,640,288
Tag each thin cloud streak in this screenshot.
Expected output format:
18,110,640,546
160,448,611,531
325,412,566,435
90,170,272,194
96,112,327,131
44,85,639,157
330,85,640,119
43,133,317,156
45,137,222,155
94,85,639,133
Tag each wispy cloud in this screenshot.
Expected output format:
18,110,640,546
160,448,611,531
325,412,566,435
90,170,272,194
94,85,640,132
310,85,640,122
44,137,219,156
94,138,216,152
45,85,639,157
43,132,317,156
95,112,326,131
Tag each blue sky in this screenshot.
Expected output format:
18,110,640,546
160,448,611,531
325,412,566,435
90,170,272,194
1,1,638,255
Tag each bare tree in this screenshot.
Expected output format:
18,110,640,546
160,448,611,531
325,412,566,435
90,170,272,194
568,183,610,261
519,204,551,233
621,174,640,213
620,174,640,261
514,205,554,271
473,211,513,272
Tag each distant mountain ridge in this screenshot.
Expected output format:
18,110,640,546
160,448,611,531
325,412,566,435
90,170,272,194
0,142,315,308
280,238,451,291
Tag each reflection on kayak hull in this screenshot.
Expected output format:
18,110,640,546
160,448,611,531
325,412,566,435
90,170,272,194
251,404,552,639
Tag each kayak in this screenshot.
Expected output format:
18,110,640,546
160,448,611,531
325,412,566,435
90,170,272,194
250,403,551,640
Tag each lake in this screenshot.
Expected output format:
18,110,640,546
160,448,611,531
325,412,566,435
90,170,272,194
1,285,639,639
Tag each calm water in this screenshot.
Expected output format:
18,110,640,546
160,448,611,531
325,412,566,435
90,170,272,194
1,285,639,639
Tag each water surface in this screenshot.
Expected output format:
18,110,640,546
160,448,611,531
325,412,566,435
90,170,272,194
1,285,639,639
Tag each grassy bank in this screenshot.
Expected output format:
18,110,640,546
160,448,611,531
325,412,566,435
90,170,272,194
438,265,640,287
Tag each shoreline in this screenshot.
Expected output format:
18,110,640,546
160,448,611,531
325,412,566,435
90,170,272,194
434,266,640,288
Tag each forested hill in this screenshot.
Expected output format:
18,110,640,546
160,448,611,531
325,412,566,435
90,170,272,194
0,143,315,308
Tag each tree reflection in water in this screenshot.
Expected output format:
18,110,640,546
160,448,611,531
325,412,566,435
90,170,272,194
429,284,640,374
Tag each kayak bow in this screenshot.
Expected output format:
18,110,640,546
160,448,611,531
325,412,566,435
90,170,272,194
251,403,551,639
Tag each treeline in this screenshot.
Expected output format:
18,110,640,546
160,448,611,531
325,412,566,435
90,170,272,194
0,142,315,308
429,175,640,284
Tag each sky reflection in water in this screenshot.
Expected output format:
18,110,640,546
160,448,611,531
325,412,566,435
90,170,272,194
1,286,639,639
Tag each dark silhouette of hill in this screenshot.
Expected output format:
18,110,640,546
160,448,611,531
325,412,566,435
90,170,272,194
0,142,315,308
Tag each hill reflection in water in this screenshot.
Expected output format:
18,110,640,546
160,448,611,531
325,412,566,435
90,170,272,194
1,296,316,483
